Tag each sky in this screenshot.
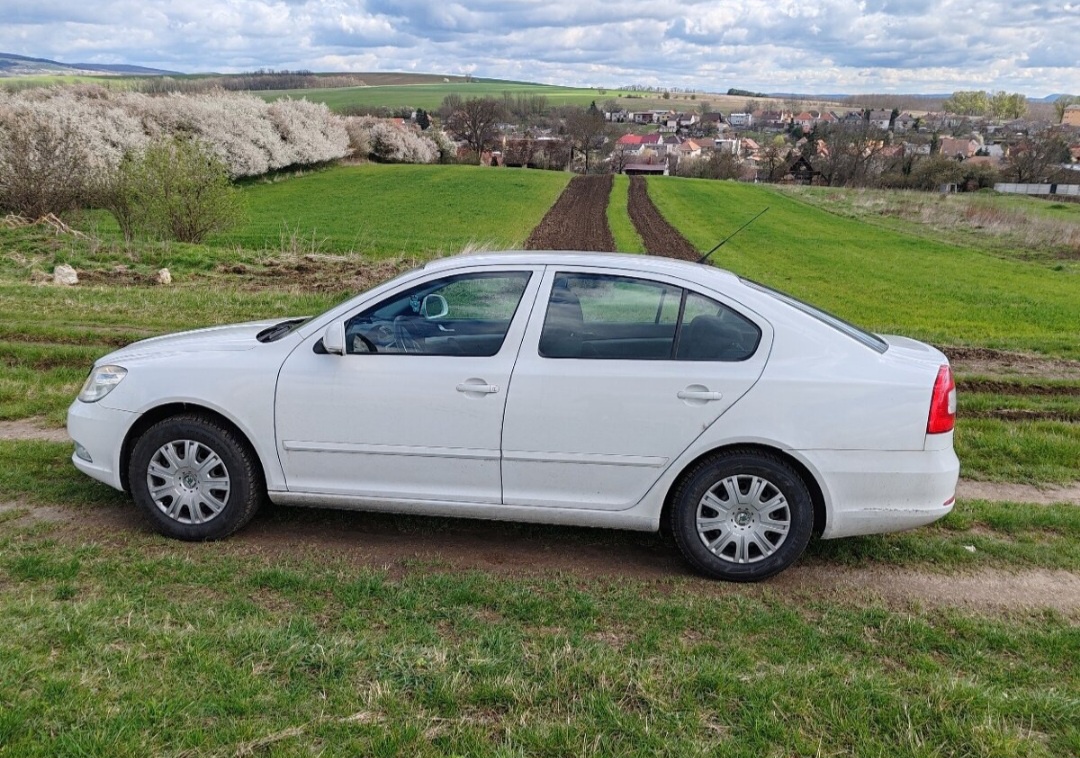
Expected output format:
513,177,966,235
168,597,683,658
2,0,1079,97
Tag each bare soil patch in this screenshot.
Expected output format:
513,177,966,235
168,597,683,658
959,379,1080,396
524,175,616,251
964,408,1080,423
215,254,419,292
944,346,1080,381
957,480,1080,505
626,176,699,260
773,565,1080,614
4,499,1077,614
0,419,68,443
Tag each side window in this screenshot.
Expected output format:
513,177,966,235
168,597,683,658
344,271,531,356
676,292,761,362
539,274,680,359
538,273,761,362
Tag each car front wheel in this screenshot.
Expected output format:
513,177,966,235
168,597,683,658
128,414,263,541
670,450,814,582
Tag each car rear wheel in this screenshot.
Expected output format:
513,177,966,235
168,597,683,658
670,450,813,582
129,414,263,541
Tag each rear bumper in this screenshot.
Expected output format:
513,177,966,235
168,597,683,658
802,445,959,539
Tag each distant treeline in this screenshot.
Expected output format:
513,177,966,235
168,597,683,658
135,71,368,94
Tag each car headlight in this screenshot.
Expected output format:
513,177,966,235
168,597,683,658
78,365,128,403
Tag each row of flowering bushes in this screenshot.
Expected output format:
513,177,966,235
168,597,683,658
0,84,350,180
0,85,447,223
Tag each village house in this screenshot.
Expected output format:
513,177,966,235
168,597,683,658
752,109,792,129
727,112,753,128
714,137,742,156
938,137,980,159
793,111,820,130
893,113,917,131
1063,105,1080,127
868,110,893,130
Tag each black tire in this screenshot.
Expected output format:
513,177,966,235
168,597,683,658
670,449,813,582
128,414,264,541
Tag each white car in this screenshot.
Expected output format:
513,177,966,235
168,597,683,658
68,252,959,581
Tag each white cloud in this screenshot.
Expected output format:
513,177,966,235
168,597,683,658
0,0,1077,95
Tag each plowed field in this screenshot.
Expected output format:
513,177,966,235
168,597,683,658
524,174,616,251
627,176,699,260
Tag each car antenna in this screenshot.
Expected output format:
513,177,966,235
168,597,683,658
696,207,769,265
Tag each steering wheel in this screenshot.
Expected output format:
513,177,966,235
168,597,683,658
393,316,423,353
350,333,378,354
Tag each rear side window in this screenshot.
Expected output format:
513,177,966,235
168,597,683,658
539,273,760,361
741,279,887,353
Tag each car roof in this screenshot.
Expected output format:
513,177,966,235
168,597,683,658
423,250,742,286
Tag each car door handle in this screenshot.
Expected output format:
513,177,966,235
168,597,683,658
677,389,723,402
457,382,499,395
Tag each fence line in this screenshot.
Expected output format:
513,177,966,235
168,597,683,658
994,183,1080,197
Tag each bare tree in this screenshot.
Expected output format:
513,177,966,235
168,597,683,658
443,97,504,163
1004,132,1071,183
565,104,608,173
810,122,889,187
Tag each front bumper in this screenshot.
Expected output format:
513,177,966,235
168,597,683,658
66,399,137,491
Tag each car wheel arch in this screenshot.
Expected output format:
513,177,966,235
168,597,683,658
660,443,827,538
120,403,267,494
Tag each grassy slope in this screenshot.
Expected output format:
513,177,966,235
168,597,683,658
644,178,1080,359
261,82,609,111
216,164,571,255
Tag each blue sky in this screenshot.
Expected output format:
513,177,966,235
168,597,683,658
2,0,1078,96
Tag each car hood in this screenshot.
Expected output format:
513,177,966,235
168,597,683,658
97,319,286,365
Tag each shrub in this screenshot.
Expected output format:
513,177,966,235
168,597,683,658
343,117,440,164
0,109,93,217
119,137,244,243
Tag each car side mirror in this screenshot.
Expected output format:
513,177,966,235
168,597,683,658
322,321,346,355
421,294,449,320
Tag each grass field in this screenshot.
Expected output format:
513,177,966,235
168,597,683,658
607,174,647,253
1,442,1078,757
644,178,1080,359
1,164,1079,757
260,82,614,112
218,164,571,255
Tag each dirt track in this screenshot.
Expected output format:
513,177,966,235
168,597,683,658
626,176,700,260
524,175,616,251
2,499,1078,614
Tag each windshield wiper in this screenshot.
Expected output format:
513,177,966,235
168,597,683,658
256,318,308,343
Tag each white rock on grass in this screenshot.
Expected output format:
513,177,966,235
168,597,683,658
155,268,172,285
53,264,78,286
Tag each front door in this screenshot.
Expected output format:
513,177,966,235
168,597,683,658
275,267,540,503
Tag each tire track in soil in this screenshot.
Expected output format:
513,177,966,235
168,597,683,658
627,175,700,261
3,501,1078,613
524,174,616,251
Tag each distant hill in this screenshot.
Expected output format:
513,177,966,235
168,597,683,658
0,52,179,77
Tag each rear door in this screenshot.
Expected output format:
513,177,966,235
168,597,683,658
501,267,772,510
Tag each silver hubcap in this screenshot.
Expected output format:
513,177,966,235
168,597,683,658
146,439,231,525
696,474,791,564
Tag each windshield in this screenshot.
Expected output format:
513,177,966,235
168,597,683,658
741,279,888,354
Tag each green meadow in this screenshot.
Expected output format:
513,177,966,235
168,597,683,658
261,81,613,112
218,164,571,254
1,162,1077,757
643,177,1080,359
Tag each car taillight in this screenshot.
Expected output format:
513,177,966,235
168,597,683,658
927,364,956,434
